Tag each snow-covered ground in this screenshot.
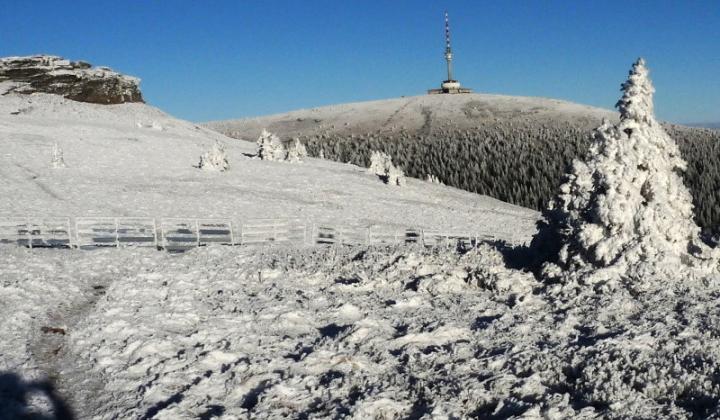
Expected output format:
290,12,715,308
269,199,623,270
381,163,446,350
0,85,541,418
0,83,536,238
5,242,720,419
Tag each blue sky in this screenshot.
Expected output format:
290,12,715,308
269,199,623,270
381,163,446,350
1,1,718,123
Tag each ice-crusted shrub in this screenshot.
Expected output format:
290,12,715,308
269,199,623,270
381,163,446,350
198,141,229,171
256,129,286,161
286,138,308,163
535,58,717,283
426,174,444,185
368,150,406,186
51,142,66,168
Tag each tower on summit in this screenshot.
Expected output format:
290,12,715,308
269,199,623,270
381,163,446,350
428,11,473,94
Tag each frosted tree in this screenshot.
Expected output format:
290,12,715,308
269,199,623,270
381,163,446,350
286,138,308,163
368,150,406,186
51,142,66,168
256,129,286,161
198,141,229,171
426,174,444,185
536,58,716,282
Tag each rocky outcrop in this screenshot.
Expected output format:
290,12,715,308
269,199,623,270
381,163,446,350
0,55,143,104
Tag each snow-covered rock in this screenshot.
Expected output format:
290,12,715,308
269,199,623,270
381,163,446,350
0,55,143,104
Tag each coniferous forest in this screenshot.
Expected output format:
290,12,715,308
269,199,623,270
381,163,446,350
299,122,720,235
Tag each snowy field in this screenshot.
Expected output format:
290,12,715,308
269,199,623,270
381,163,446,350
0,83,536,238
4,243,720,419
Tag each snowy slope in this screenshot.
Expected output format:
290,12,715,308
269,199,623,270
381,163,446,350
204,93,617,141
0,84,536,237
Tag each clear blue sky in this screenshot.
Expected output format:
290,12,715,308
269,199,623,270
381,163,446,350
1,1,718,123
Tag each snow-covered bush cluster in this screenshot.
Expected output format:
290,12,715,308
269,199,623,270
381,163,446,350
286,138,308,162
256,129,307,162
426,174,443,184
368,150,406,186
198,140,229,172
535,58,718,285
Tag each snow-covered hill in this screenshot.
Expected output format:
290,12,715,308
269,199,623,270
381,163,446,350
0,84,536,236
204,93,616,141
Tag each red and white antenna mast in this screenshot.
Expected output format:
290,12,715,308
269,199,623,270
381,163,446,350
444,11,454,82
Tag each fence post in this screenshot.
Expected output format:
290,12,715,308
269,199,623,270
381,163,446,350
229,221,235,246
152,218,159,249
272,220,278,242
26,217,32,249
75,218,80,249
195,220,201,247
366,227,370,246
66,218,72,248
115,218,120,248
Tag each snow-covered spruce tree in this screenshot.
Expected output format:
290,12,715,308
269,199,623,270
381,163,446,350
368,150,406,186
198,141,229,171
256,129,286,161
51,142,66,168
286,138,308,163
426,174,444,185
535,58,716,283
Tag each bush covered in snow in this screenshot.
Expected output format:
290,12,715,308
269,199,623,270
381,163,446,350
256,129,286,161
368,150,406,186
198,141,229,172
286,138,308,162
426,174,443,184
534,59,717,284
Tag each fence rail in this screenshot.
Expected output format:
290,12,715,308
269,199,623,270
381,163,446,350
0,216,522,251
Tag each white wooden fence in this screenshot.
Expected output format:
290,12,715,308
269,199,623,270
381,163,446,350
0,217,521,251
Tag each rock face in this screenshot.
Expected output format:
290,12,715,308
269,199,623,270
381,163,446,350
0,55,143,104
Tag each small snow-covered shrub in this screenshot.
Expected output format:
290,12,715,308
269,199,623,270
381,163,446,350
286,138,308,163
426,174,444,185
534,58,717,283
198,141,229,171
368,151,406,186
256,129,286,161
51,142,66,168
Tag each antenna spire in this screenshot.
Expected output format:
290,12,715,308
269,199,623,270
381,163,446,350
444,11,453,81
427,11,473,94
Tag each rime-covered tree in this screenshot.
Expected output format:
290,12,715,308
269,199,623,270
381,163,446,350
368,150,406,186
198,141,229,171
286,138,308,163
51,142,66,168
256,129,286,161
536,58,716,281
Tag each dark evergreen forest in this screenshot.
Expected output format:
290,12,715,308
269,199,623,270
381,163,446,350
299,122,720,234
